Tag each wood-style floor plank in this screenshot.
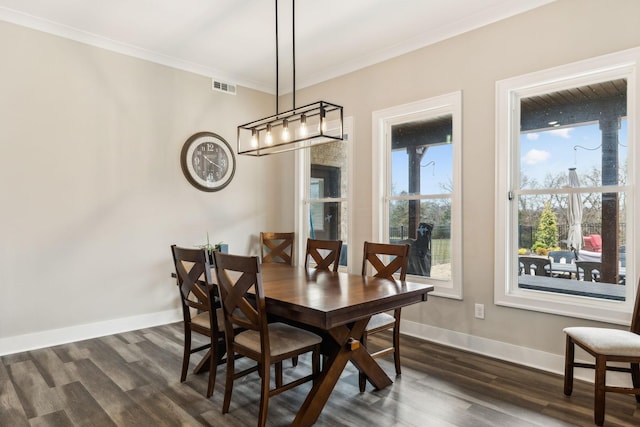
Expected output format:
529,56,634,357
2,322,640,426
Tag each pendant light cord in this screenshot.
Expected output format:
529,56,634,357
275,0,279,114
275,0,296,113
292,0,295,110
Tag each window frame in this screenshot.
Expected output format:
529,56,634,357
495,48,639,324
295,116,353,270
372,92,463,299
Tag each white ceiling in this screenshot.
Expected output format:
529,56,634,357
0,0,554,94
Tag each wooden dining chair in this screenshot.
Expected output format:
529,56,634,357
577,261,602,282
359,241,410,392
171,244,226,398
563,278,640,426
260,232,294,265
304,238,343,271
519,256,551,276
213,252,321,427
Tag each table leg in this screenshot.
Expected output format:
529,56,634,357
292,317,392,426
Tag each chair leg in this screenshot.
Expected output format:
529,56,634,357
631,363,640,403
181,329,191,383
594,356,606,426
292,356,299,367
359,331,368,392
258,361,271,427
563,336,574,396
275,361,283,388
312,347,320,386
206,341,217,398
222,351,235,414
393,309,402,376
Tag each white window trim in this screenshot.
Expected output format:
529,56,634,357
372,92,463,299
495,47,639,325
295,116,354,270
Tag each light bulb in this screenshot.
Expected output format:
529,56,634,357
282,119,290,141
265,124,273,145
251,129,258,148
299,114,308,137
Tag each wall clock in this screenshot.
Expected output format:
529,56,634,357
180,132,236,192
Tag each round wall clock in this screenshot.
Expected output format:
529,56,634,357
180,132,236,192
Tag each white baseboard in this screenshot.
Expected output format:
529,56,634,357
401,319,632,386
0,309,182,356
1,313,632,388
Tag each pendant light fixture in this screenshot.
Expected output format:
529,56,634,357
237,0,344,156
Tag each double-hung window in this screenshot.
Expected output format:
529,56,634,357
373,93,462,298
495,48,638,323
295,117,352,269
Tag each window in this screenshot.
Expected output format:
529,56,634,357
495,48,638,323
295,117,352,269
373,93,462,298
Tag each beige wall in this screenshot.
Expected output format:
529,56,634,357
294,0,640,359
0,20,293,347
2,0,640,367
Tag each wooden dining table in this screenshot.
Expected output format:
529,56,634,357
258,264,434,426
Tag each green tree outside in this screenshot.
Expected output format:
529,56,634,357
532,201,558,254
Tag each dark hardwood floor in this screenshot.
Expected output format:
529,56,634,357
2,322,639,426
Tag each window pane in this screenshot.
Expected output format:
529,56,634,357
388,198,451,280
309,201,347,242
310,141,348,199
390,115,453,196
520,80,627,191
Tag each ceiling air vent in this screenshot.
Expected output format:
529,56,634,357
212,79,237,95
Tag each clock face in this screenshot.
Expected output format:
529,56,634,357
180,132,236,192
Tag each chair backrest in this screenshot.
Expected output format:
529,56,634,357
304,238,343,271
519,256,551,276
171,245,218,328
361,242,410,280
260,232,294,265
577,261,601,282
214,252,268,349
548,250,576,264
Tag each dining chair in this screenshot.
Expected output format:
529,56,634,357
171,244,226,398
577,261,601,282
260,232,294,265
563,278,640,426
359,241,410,392
519,256,551,276
213,252,321,427
304,238,343,271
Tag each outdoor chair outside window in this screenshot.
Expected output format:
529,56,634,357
519,256,551,276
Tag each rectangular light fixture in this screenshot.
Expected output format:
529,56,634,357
237,101,343,156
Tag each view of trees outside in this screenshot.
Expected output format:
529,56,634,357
389,123,453,280
517,121,628,252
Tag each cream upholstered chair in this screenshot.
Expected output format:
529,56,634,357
563,278,640,426
213,252,321,427
304,238,343,271
359,241,410,392
171,245,226,398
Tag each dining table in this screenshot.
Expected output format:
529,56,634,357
172,262,434,426
256,263,433,426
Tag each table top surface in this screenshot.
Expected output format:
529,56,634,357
258,264,434,330
518,274,626,301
